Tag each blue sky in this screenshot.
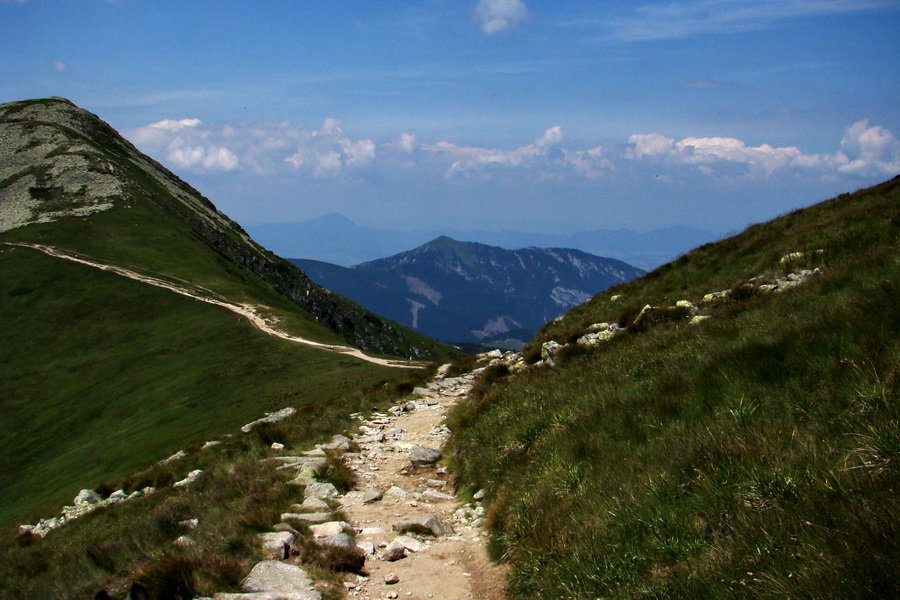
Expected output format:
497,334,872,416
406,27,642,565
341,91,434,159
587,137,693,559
2,0,898,235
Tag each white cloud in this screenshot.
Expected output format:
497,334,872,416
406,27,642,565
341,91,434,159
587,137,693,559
148,118,202,131
623,120,900,178
396,132,418,153
283,118,378,178
625,133,675,159
128,115,897,185
425,126,611,180
166,138,239,172
52,60,67,73
838,120,900,176
475,0,528,34
535,125,564,149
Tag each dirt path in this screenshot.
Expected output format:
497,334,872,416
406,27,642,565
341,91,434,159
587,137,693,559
2,242,423,369
337,370,508,600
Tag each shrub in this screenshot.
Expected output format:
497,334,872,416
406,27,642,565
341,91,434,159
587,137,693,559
301,540,366,573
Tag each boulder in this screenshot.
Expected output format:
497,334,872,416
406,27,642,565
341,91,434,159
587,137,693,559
74,489,102,505
295,496,331,512
409,446,442,466
381,540,407,561
309,521,353,538
362,487,384,503
234,560,320,600
258,531,296,559
304,481,339,500
282,512,331,524
392,514,451,537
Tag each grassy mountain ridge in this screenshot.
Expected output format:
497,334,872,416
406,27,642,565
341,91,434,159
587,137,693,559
0,96,446,359
0,97,453,529
449,177,900,598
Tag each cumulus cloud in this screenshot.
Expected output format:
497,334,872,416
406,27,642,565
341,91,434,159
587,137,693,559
396,132,418,153
131,118,239,173
283,118,377,177
425,126,611,179
128,115,897,185
838,119,900,176
475,0,528,34
167,139,239,172
623,121,900,178
52,60,67,73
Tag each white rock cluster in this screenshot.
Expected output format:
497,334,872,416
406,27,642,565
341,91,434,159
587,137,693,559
19,487,154,538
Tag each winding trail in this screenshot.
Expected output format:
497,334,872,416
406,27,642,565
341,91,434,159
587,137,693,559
3,242,424,369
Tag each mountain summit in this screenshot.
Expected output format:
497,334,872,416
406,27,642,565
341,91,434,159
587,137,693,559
0,97,442,359
294,236,644,345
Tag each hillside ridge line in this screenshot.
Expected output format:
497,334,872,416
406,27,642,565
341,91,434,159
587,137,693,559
3,241,424,369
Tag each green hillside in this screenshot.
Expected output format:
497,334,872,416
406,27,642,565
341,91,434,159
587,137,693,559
0,97,453,529
449,177,900,598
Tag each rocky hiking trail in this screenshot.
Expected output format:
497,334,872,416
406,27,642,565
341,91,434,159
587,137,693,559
25,358,510,599
219,363,508,600
2,242,422,369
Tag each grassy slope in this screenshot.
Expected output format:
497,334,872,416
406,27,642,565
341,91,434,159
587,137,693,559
449,178,900,599
0,243,404,527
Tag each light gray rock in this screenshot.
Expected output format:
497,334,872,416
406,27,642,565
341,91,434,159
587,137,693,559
239,561,318,597
240,407,297,434
391,535,426,553
282,512,331,524
385,485,408,498
409,445,442,466
309,521,353,538
392,514,451,537
382,540,408,561
315,532,356,551
304,481,340,500
362,487,384,503
74,489,102,505
173,469,203,488
258,531,297,560
421,490,454,501
357,541,376,555
295,496,331,512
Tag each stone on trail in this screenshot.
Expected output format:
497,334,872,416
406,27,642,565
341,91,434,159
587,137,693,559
391,535,426,553
382,539,408,561
309,521,354,538
231,560,320,600
258,531,297,560
392,514,452,537
295,496,331,512
282,512,331,524
409,445,442,466
362,487,384,503
304,481,340,500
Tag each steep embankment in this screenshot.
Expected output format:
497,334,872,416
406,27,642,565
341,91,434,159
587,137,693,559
449,178,900,598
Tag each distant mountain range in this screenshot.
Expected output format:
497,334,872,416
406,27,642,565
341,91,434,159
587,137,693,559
249,213,717,272
292,236,645,347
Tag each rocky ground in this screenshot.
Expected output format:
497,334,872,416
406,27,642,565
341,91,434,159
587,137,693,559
335,370,507,600
208,363,508,600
